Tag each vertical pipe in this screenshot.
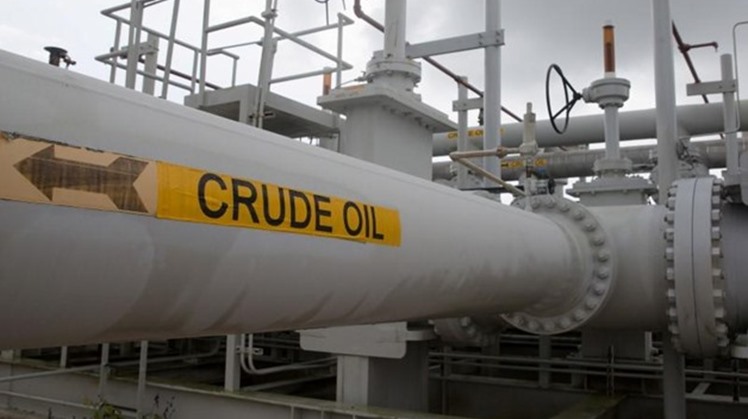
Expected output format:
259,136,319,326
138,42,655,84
135,340,149,419
336,13,344,88
538,336,551,388
98,343,110,397
191,49,199,94
663,334,687,419
142,33,159,96
109,20,122,84
160,0,181,99
604,107,622,160
384,0,407,59
652,0,679,202
483,0,502,184
59,346,68,368
722,54,740,177
231,57,238,87
457,77,469,189
254,0,278,128
199,0,211,97
125,0,144,90
224,334,241,391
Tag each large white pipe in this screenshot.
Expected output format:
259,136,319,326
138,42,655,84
0,51,581,349
432,101,748,156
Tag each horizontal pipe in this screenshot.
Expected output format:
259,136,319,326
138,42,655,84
0,50,581,349
433,101,748,155
433,139,741,181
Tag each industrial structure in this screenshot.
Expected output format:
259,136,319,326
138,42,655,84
1,0,748,418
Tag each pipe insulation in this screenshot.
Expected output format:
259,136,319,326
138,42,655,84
0,51,586,349
432,101,748,156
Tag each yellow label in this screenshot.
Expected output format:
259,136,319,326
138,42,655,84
1,134,401,247
156,163,401,247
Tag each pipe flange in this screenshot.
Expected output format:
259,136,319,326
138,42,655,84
665,177,729,357
502,196,616,334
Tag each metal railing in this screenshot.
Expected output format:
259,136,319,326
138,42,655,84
96,0,239,98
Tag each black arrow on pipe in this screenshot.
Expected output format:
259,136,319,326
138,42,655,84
14,146,149,213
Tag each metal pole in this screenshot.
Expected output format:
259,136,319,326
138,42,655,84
191,50,198,93
652,0,679,202
384,0,406,59
110,20,123,84
59,346,68,368
336,13,344,88
125,0,144,90
722,54,740,177
604,106,622,160
98,343,110,397
224,334,241,391
457,77,469,189
663,334,687,419
483,0,502,184
254,0,278,128
160,0,181,99
0,365,101,383
199,0,211,97
135,340,149,419
142,33,159,96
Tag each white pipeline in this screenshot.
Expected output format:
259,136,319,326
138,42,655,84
0,51,580,349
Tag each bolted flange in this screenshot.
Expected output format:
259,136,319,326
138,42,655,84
503,196,617,334
665,177,729,357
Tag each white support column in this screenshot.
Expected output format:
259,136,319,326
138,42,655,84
125,0,144,90
98,343,110,397
663,333,687,419
254,0,278,129
483,0,502,185
224,334,241,391
384,0,407,60
722,54,740,179
142,33,159,96
652,0,679,202
457,77,469,189
199,0,211,97
135,340,149,419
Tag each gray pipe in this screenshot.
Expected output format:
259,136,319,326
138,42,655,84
433,101,748,156
433,139,741,181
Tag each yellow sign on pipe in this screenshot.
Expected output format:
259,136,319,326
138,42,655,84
0,133,401,247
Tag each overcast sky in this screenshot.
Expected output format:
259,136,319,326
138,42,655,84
1,1,747,127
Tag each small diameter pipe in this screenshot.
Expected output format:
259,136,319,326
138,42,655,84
449,153,525,197
239,334,334,376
